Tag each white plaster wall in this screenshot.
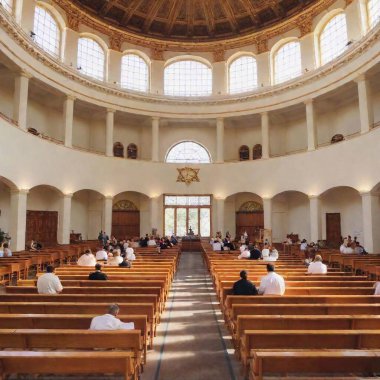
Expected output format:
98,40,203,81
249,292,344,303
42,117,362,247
27,186,61,211
72,114,91,150
320,187,363,242
113,122,141,157
0,79,14,120
372,91,380,125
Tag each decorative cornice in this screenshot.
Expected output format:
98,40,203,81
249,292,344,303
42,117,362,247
52,0,338,53
213,50,225,63
1,7,379,108
109,32,123,52
150,48,164,61
298,14,313,36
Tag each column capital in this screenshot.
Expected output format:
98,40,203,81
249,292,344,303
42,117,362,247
65,94,76,101
216,117,224,123
19,70,32,79
360,191,373,197
63,193,73,199
152,116,160,122
105,195,114,200
11,188,29,195
260,111,269,117
262,196,272,201
106,108,116,114
304,98,314,106
308,194,320,200
355,73,367,83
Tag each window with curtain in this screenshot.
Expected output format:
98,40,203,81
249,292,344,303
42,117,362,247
77,37,105,81
164,60,212,96
368,0,380,28
0,0,12,13
229,55,258,94
121,53,149,92
320,13,348,65
166,141,211,163
274,41,302,84
33,5,60,57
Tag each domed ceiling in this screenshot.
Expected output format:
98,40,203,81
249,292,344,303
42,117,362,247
72,0,318,42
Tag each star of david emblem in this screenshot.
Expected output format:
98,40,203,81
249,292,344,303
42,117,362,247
176,167,200,185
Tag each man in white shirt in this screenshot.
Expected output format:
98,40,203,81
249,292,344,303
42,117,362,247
267,247,279,262
300,239,308,251
77,249,97,266
258,264,286,295
90,304,134,330
37,265,63,294
95,246,108,261
307,254,327,274
126,247,136,261
261,244,270,260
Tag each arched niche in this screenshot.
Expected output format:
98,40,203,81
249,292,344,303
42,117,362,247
113,142,124,157
239,145,249,161
252,144,262,160
71,189,105,240
271,191,310,243
224,192,263,241
127,143,138,159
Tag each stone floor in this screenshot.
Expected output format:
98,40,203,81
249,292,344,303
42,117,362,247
141,251,242,380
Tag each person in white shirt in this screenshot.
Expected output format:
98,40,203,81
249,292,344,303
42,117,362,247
108,250,123,266
147,237,157,247
212,241,222,251
126,247,136,261
77,249,97,266
258,264,286,295
374,282,380,295
90,304,134,330
307,254,327,274
238,248,250,259
37,265,63,294
95,247,108,261
267,247,279,262
261,244,270,260
340,243,354,254
300,239,308,251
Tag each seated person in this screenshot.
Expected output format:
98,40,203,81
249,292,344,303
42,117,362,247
126,246,136,261
90,304,134,330
300,239,308,251
77,249,97,266
232,270,258,295
147,236,157,246
261,244,270,260
95,246,108,261
307,254,327,274
374,282,380,295
249,244,261,260
37,265,63,294
258,264,286,295
119,257,131,268
238,246,250,259
354,241,367,254
170,235,178,245
88,263,108,280
130,238,139,248
267,246,279,261
3,243,12,257
212,241,222,251
340,242,354,254
108,250,123,266
30,240,38,251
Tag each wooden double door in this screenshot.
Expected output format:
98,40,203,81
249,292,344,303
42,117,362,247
236,211,264,241
326,213,341,247
26,210,58,246
112,210,140,240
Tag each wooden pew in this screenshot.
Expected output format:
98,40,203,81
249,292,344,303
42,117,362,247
0,351,134,380
249,350,380,380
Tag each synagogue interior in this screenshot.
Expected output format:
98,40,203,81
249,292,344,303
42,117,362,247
0,0,380,379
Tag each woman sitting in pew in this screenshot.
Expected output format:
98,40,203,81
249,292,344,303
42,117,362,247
307,255,327,274
77,249,97,266
108,250,123,266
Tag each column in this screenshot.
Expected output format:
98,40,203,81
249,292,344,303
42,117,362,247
151,117,160,162
356,75,373,134
263,197,272,230
216,118,224,163
63,28,79,68
13,72,31,130
215,198,225,235
361,192,376,253
151,60,165,95
256,52,270,87
305,99,317,151
102,196,113,236
58,194,72,244
261,112,270,159
309,196,322,243
150,197,159,235
212,61,227,95
108,50,122,85
63,95,75,148
10,189,28,252
105,108,115,157
300,34,316,73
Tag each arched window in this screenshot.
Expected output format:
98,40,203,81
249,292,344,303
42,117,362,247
368,0,380,28
0,0,13,13
229,56,258,94
166,141,211,163
121,53,149,92
77,37,105,81
164,60,212,96
319,13,348,66
273,41,302,84
33,5,61,57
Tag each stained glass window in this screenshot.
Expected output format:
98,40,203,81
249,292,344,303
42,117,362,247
33,5,60,57
166,141,211,163
164,60,212,96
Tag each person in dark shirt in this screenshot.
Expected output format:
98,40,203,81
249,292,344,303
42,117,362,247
249,245,262,260
119,257,131,268
88,264,108,280
232,270,258,295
